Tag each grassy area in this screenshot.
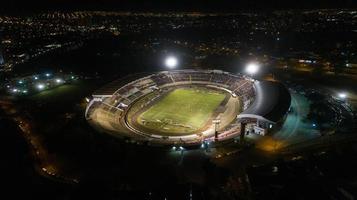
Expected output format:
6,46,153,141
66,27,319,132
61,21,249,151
24,80,98,120
28,81,93,105
138,88,226,135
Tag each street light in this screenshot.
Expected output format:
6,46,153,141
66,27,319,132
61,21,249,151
165,56,178,69
37,83,45,90
245,62,260,75
55,78,63,83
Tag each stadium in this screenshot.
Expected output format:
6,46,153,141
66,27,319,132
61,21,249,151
85,69,291,146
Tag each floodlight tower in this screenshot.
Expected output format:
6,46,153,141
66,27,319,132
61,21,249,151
165,56,178,69
212,119,221,141
245,62,260,77
338,92,347,100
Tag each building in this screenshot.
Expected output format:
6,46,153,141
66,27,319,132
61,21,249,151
237,81,291,135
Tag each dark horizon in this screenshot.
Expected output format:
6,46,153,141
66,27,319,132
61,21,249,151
2,0,357,14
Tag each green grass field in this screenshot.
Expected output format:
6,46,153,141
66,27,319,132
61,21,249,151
29,81,94,103
137,88,226,135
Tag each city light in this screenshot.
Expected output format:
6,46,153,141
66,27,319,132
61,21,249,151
55,78,63,83
45,73,51,77
245,62,260,75
18,80,23,84
12,88,18,93
165,56,178,69
37,83,45,90
34,76,39,80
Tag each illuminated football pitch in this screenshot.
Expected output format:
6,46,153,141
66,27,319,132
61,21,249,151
137,88,226,135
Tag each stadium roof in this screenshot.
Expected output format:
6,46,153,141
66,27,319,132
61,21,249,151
238,81,291,123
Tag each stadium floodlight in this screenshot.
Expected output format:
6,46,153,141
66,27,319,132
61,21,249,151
245,62,260,75
37,83,45,90
338,92,347,99
165,56,178,69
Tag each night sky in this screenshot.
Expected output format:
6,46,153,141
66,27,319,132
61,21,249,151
2,0,357,14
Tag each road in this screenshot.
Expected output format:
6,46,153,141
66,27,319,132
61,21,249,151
246,91,319,152
273,91,319,144
0,99,79,184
